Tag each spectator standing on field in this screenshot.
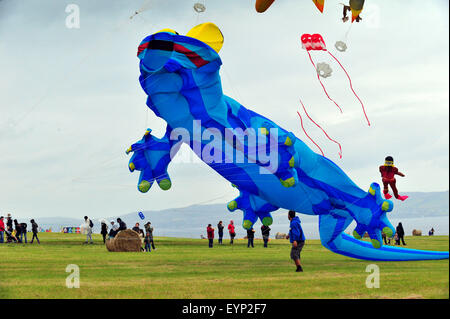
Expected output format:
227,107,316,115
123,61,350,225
228,220,236,245
144,222,156,250
6,214,13,233
247,227,255,248
100,221,108,244
217,221,224,245
20,221,28,243
0,216,5,243
396,222,406,246
144,232,152,252
84,216,94,244
286,210,306,272
14,220,23,243
207,224,215,248
261,225,271,248
30,219,40,244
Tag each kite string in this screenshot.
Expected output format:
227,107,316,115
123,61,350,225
306,51,343,114
299,99,342,159
327,51,370,126
296,111,324,157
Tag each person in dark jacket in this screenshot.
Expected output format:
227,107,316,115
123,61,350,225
30,219,40,244
100,221,108,244
20,222,28,243
247,228,255,248
207,224,215,248
14,220,23,243
217,221,224,244
144,232,152,252
144,222,156,250
6,215,13,232
132,223,143,235
117,218,127,232
261,225,271,248
396,222,406,246
286,211,305,272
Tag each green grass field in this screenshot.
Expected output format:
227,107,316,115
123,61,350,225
0,233,448,299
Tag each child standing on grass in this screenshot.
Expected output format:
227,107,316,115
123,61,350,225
144,232,152,252
207,224,215,248
228,220,236,245
286,210,305,272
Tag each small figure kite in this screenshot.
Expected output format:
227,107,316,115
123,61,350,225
379,156,408,201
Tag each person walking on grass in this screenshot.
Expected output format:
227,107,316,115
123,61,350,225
247,227,255,248
396,222,406,246
228,220,236,245
30,219,40,244
14,220,23,243
217,221,224,245
261,225,271,248
207,224,215,248
84,216,94,244
286,210,306,272
100,221,108,244
0,216,5,244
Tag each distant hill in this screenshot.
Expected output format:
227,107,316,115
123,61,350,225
24,191,448,238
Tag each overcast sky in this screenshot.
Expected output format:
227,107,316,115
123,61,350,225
0,0,448,219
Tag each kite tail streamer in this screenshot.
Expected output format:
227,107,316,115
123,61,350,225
307,51,343,114
327,51,370,126
297,111,324,157
299,99,343,159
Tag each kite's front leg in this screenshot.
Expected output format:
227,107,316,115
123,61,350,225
126,126,180,193
227,187,279,229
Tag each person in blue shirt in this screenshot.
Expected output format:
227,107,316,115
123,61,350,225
286,210,306,272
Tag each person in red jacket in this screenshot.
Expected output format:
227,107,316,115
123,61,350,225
206,224,215,248
379,156,408,201
0,216,5,243
228,220,236,245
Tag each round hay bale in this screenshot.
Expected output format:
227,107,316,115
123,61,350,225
412,229,422,236
275,232,287,239
106,229,142,252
